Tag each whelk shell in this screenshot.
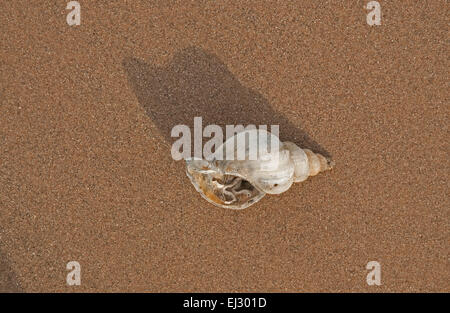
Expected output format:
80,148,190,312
186,129,333,209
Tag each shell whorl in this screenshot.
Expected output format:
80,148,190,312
283,141,334,182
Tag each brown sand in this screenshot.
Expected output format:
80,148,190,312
0,1,448,292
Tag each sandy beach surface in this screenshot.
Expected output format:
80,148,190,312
0,1,448,292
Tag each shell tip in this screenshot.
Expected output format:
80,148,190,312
327,158,335,170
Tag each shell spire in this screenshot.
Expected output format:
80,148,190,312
279,141,334,183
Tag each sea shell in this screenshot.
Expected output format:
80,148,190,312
186,129,333,209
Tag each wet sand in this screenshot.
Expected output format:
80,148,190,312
0,1,448,292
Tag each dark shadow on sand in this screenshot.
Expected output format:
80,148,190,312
0,250,22,292
122,46,330,158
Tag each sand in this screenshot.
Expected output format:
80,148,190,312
0,1,448,292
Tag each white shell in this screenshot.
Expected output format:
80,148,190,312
186,129,333,209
